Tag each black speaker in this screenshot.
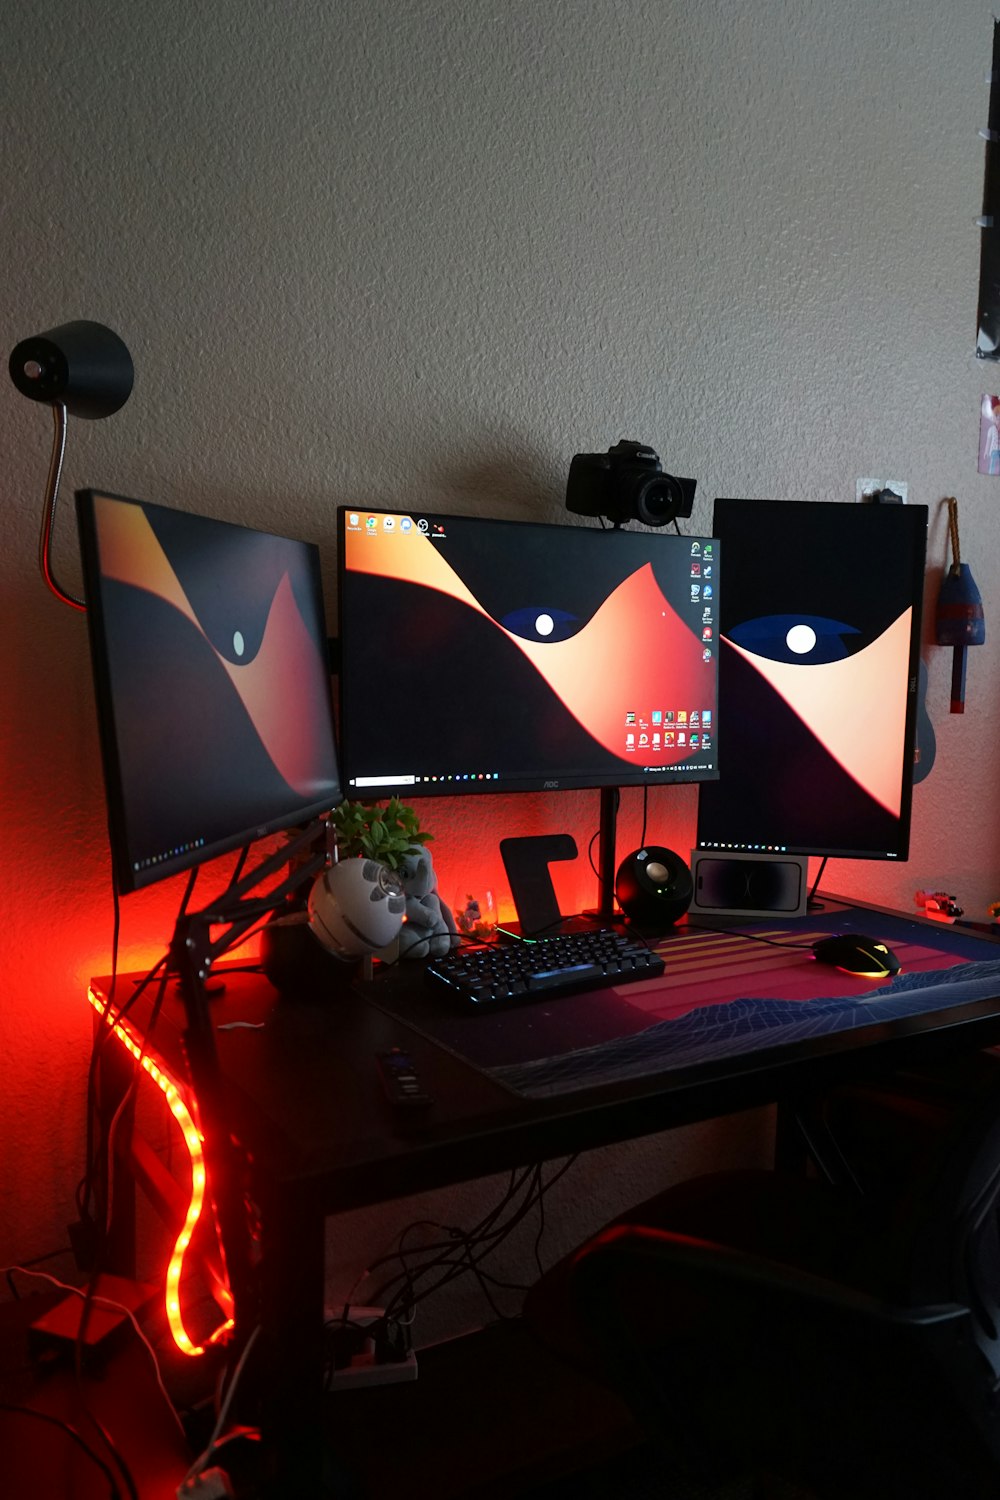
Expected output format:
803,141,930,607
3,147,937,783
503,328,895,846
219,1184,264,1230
615,846,693,932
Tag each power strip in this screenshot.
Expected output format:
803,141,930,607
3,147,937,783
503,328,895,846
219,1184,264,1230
324,1304,418,1390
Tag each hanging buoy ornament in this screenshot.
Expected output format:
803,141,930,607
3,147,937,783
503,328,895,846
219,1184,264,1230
935,498,985,714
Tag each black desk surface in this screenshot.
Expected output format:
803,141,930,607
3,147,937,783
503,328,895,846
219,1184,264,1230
93,895,1000,1214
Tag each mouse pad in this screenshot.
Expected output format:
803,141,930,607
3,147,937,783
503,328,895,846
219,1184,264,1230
362,907,1000,1098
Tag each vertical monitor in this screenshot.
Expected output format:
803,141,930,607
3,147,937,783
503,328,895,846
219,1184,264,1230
695,498,927,861
77,490,342,893
337,507,720,797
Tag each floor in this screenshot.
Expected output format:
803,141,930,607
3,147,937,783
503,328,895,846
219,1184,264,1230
0,1293,819,1498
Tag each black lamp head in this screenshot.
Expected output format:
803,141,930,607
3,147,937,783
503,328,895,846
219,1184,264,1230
9,319,133,419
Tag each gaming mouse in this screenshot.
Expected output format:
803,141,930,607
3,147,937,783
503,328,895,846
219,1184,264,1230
811,932,901,978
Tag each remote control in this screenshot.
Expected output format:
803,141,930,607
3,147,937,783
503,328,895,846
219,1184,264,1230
376,1048,434,1110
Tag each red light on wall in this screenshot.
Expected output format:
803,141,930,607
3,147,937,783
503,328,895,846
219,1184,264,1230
87,984,234,1356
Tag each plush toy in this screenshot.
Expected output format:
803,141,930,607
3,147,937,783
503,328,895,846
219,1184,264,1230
396,846,459,959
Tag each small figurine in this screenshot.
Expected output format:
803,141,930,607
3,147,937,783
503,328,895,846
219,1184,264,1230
455,891,498,940
396,847,459,959
915,889,964,923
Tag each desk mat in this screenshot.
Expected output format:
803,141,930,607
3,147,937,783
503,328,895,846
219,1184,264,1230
366,909,1000,1099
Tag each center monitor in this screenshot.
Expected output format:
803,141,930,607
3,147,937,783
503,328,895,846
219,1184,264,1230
337,507,720,798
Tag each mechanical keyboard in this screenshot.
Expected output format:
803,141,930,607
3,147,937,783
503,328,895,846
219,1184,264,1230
425,927,665,1008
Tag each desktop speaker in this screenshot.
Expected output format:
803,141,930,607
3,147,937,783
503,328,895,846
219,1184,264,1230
615,846,693,932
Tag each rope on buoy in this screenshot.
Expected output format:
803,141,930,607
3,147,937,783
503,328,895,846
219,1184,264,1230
946,496,961,573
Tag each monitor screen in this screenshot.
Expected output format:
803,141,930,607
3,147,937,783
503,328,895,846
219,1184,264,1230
695,498,927,862
337,507,720,798
76,489,342,893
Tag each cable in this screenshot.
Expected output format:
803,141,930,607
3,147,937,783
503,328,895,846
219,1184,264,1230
85,1409,141,1500
684,918,817,955
2,1265,185,1437
4,1244,74,1300
0,1402,122,1498
362,1156,579,1328
181,1325,260,1486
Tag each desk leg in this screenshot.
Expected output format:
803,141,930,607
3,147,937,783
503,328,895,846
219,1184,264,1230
91,1015,137,1277
257,1187,328,1495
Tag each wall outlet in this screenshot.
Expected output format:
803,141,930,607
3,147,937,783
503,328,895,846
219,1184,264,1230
856,477,908,503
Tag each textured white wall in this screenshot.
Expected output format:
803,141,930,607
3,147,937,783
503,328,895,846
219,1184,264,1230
3,0,999,1341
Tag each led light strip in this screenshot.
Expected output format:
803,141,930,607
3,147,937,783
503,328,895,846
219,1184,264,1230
87,984,235,1356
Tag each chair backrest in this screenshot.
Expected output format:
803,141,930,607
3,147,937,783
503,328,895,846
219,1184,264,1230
569,1210,1000,1500
802,1052,1000,1387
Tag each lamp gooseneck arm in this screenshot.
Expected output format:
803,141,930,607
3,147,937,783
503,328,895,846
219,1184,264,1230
38,403,86,611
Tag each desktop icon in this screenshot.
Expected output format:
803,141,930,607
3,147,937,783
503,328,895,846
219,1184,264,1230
348,512,360,527
366,516,377,531
383,516,395,530
651,709,662,725
417,518,429,532
401,516,413,532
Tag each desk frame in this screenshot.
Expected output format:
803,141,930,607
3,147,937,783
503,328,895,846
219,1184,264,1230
94,896,1000,1493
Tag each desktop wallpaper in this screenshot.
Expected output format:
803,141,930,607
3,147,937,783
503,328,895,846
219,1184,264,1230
696,499,927,859
340,509,720,794
79,492,341,890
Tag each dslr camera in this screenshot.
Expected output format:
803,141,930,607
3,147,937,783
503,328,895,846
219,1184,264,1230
566,439,696,528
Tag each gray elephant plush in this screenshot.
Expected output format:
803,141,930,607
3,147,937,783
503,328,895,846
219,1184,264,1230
396,846,458,959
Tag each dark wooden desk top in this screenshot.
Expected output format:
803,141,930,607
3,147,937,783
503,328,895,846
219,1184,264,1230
91,895,1000,1217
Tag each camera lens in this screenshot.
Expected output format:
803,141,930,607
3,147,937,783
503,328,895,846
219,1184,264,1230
634,474,683,527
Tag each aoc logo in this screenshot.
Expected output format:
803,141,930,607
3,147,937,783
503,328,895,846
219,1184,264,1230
543,779,560,789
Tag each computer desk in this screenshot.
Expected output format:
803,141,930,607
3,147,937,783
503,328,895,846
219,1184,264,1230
91,893,1000,1491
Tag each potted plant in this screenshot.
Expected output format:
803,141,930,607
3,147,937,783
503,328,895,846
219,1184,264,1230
328,796,433,870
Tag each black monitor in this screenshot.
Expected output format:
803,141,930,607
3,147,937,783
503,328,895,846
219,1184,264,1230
337,507,721,798
695,498,927,863
76,489,342,893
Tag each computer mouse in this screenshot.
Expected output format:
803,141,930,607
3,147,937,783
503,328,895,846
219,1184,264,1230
811,932,901,979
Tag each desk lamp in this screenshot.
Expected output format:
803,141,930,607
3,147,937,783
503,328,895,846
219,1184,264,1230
9,318,134,610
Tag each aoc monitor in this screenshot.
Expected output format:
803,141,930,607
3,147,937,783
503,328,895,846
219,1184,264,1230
695,497,927,863
337,506,720,798
76,489,342,893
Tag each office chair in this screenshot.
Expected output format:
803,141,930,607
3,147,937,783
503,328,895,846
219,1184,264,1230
524,1058,1000,1500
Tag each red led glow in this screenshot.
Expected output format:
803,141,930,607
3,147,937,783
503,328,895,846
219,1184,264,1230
87,984,234,1357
